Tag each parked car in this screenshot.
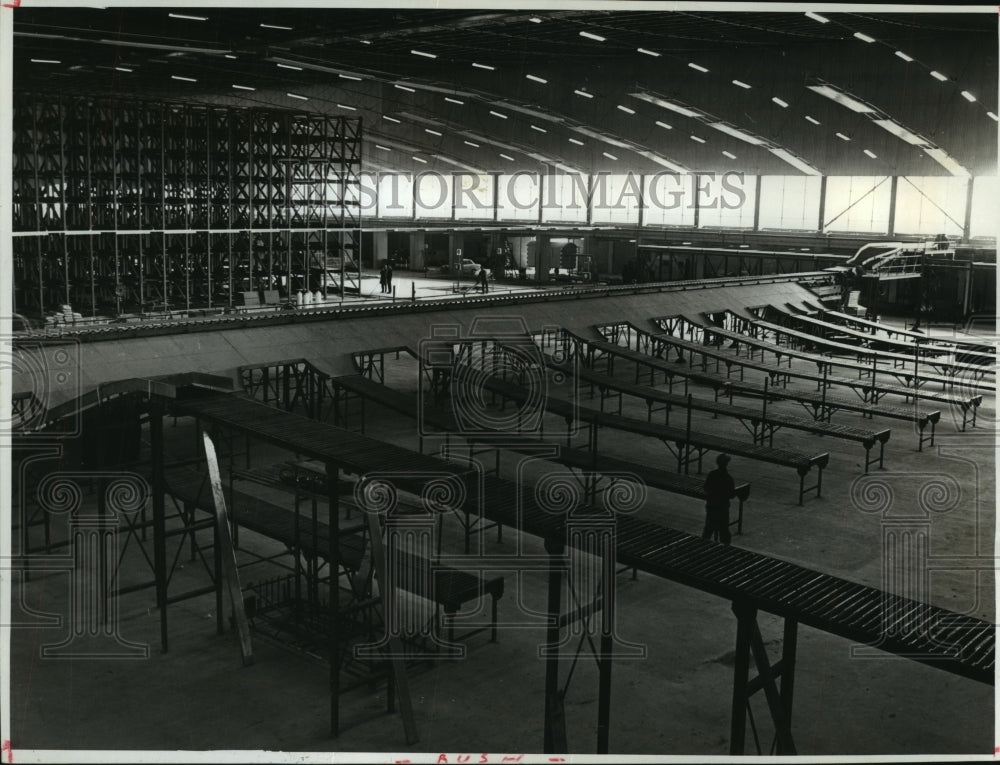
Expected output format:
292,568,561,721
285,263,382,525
458,258,491,277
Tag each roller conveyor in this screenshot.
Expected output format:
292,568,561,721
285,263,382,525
167,391,992,686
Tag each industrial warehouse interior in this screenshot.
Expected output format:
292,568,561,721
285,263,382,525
1,3,996,762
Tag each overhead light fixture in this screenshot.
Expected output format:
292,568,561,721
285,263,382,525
30,58,61,64
489,110,508,119
359,40,372,45
930,70,948,82
863,149,878,159
500,153,515,161
571,126,629,149
602,152,618,160
232,84,255,91
171,75,197,82
472,62,495,70
115,66,133,72
395,84,416,92
988,112,999,122
338,104,356,111
425,128,442,136
722,151,737,159
853,32,876,43
574,89,594,98
383,115,401,123
637,48,660,57
769,147,822,175
872,119,927,146
688,63,709,73
923,147,970,177
445,97,464,105
526,74,548,84
807,83,875,114
464,140,480,147
690,135,706,143
630,92,701,118
260,23,293,30
961,91,976,102
732,79,751,89
772,97,789,108
411,49,436,59
895,51,914,62
709,122,766,146
169,12,207,21
655,121,672,130
287,93,308,100
805,11,829,23
375,144,391,151
835,132,851,141
617,105,636,115
224,54,237,59
568,138,584,146
529,17,542,23
412,156,428,164
579,31,606,42
531,125,547,133
339,73,362,81
277,63,302,70
805,115,821,125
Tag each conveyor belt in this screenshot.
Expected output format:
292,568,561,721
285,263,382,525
811,307,997,358
563,328,942,436
770,305,997,368
751,312,994,383
636,325,984,411
166,390,993,685
661,317,995,395
540,353,890,458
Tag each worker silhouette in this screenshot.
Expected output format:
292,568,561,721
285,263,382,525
478,266,489,294
702,453,736,544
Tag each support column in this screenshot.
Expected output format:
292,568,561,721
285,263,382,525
729,599,754,755
542,535,566,754
535,234,552,284
963,177,975,243
151,400,168,653
408,232,426,270
372,229,389,269
448,233,466,274
327,460,342,737
887,176,898,237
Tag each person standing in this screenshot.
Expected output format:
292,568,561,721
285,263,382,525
379,263,387,293
702,453,736,544
478,266,489,294
386,263,394,294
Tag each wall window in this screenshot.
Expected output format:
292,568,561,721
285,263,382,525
453,173,495,221
697,172,756,229
376,172,413,219
642,173,695,227
497,172,540,221
590,173,641,225
893,177,968,237
823,176,892,233
414,172,453,219
540,172,590,224
758,176,821,231
969,176,999,239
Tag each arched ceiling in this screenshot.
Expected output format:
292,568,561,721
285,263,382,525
12,6,998,178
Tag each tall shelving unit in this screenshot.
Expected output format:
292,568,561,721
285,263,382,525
12,94,363,319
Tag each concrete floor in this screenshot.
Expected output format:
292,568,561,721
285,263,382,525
8,310,995,760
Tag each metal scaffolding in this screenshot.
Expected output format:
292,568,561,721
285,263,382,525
12,94,362,319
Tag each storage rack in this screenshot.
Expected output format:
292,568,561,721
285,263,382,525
12,94,362,319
